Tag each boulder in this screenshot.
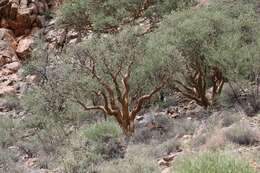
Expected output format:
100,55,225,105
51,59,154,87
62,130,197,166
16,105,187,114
0,28,17,48
0,40,18,66
16,36,34,58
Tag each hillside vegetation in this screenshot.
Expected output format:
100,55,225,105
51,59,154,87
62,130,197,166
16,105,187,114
0,0,259,173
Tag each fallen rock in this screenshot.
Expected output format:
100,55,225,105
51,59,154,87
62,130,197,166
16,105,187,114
16,36,34,58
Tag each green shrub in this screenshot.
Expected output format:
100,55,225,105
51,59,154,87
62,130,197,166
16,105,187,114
225,122,258,145
83,120,122,142
172,152,256,173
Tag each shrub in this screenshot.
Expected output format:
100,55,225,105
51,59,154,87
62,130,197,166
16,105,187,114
172,151,257,173
60,122,123,173
0,117,18,148
98,144,160,173
153,138,181,157
61,131,101,173
132,115,198,144
0,149,24,173
83,120,124,161
83,120,122,142
225,122,259,145
221,113,242,127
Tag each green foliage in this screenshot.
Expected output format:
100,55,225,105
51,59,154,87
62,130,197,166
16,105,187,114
147,2,260,104
83,120,122,142
61,121,123,173
172,151,257,173
58,0,196,31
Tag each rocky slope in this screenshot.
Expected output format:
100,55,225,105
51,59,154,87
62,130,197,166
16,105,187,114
0,0,48,95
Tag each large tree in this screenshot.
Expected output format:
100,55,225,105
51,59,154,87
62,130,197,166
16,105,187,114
146,1,260,108
25,28,168,136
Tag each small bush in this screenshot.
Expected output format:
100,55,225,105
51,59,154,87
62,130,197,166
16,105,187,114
98,144,160,173
221,113,242,127
218,84,241,107
83,120,122,142
172,152,256,173
0,149,24,173
0,117,18,148
225,122,258,145
153,138,181,157
132,116,198,144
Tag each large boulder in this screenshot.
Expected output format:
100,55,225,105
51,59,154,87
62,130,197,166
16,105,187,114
16,36,34,58
0,40,18,66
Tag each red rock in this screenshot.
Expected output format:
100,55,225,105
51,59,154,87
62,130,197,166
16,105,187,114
0,40,18,66
16,36,34,58
0,28,17,49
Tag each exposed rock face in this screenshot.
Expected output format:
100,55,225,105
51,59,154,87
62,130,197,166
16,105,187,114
0,0,49,36
0,0,50,96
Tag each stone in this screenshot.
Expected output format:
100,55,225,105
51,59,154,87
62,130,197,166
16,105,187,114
16,36,34,58
29,2,39,14
0,28,17,48
4,61,21,72
0,40,18,66
0,85,16,96
20,0,28,8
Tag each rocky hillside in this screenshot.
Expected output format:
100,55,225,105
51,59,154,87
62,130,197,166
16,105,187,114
0,0,259,173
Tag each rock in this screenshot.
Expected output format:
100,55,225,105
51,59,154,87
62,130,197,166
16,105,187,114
135,113,155,128
0,85,16,96
16,36,34,58
67,30,79,40
0,40,18,66
25,75,39,83
0,28,17,49
4,61,21,72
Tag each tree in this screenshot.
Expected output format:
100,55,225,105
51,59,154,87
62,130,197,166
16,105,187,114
58,0,196,32
146,2,260,108
25,28,167,136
